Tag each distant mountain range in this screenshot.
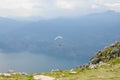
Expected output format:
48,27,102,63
0,11,120,62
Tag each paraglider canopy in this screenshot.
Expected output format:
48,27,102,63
54,36,63,41
54,36,63,47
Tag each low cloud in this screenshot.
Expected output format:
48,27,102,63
0,0,120,19
104,2,120,12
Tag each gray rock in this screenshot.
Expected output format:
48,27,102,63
88,64,97,69
110,48,120,57
110,48,120,54
91,58,101,64
97,52,102,56
106,56,111,60
77,64,89,70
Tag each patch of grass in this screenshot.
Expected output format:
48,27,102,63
0,74,33,80
108,58,120,65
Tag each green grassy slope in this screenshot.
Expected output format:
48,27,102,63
0,74,33,80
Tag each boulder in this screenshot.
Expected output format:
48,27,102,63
110,48,120,54
69,69,77,74
88,64,97,69
91,58,101,64
110,48,120,57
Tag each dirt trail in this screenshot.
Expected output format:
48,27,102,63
34,75,55,80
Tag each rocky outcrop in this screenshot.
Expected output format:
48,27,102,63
77,41,120,69
110,48,120,57
90,58,101,64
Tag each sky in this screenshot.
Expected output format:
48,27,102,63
0,0,120,19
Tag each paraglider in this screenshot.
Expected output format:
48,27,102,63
54,36,63,47
54,36,63,40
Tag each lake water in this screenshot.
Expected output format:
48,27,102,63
0,52,82,73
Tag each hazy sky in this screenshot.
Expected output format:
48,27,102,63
0,0,120,19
